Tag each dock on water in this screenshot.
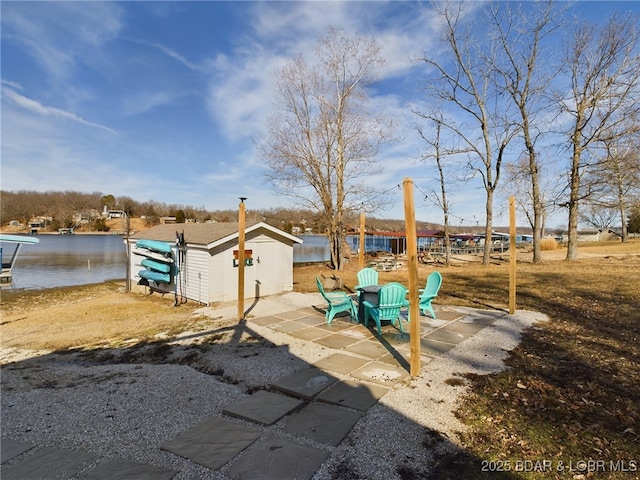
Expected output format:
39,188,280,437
0,234,40,287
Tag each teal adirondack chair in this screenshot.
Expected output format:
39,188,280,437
355,268,378,290
316,277,357,325
417,271,442,319
354,267,379,299
363,282,408,335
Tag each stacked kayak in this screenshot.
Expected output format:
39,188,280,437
134,239,174,284
141,258,171,273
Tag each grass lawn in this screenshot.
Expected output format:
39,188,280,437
2,240,638,479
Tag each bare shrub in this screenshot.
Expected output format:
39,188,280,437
540,237,559,250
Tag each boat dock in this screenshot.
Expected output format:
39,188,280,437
0,234,40,287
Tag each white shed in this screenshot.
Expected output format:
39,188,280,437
126,222,302,305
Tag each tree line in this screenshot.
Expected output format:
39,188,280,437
2,185,638,239
0,189,417,234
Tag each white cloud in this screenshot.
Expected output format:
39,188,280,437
0,101,180,202
121,91,189,118
251,2,350,44
2,87,116,135
206,46,282,142
133,39,214,73
1,79,23,90
203,2,440,146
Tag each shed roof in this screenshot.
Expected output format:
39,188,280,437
130,221,302,247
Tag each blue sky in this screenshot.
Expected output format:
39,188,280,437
2,1,637,228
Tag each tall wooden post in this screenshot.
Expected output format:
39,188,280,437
359,213,365,269
403,178,421,377
125,212,131,293
238,198,246,321
509,196,516,314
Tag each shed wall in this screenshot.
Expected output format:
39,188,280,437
210,233,295,304
180,247,209,305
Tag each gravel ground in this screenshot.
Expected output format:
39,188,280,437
1,293,548,479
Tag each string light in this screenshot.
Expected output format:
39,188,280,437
414,182,484,226
356,183,402,210
355,181,486,227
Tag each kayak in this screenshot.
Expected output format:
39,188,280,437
141,258,172,273
132,247,174,263
136,239,173,254
138,269,171,284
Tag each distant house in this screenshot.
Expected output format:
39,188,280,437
562,229,621,243
126,222,303,305
28,217,51,233
102,207,126,219
73,209,100,224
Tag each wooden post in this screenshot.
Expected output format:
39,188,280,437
238,198,246,321
125,212,131,292
403,178,421,377
509,196,516,314
359,213,365,269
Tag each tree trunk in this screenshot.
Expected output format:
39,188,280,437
327,216,344,270
566,143,581,261
444,220,451,267
618,188,628,243
443,204,451,268
524,126,543,263
483,190,494,265
620,206,628,243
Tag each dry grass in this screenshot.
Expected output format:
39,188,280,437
539,237,559,250
0,283,205,351
1,240,639,479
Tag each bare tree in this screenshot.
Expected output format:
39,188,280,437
502,156,559,238
559,13,640,260
587,126,640,241
419,3,519,265
414,112,459,266
489,1,565,263
0,191,23,225
578,203,618,230
261,27,392,270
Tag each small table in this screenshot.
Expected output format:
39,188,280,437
356,285,382,323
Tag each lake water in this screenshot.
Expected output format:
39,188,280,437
5,234,331,290
5,235,128,290
292,234,330,264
